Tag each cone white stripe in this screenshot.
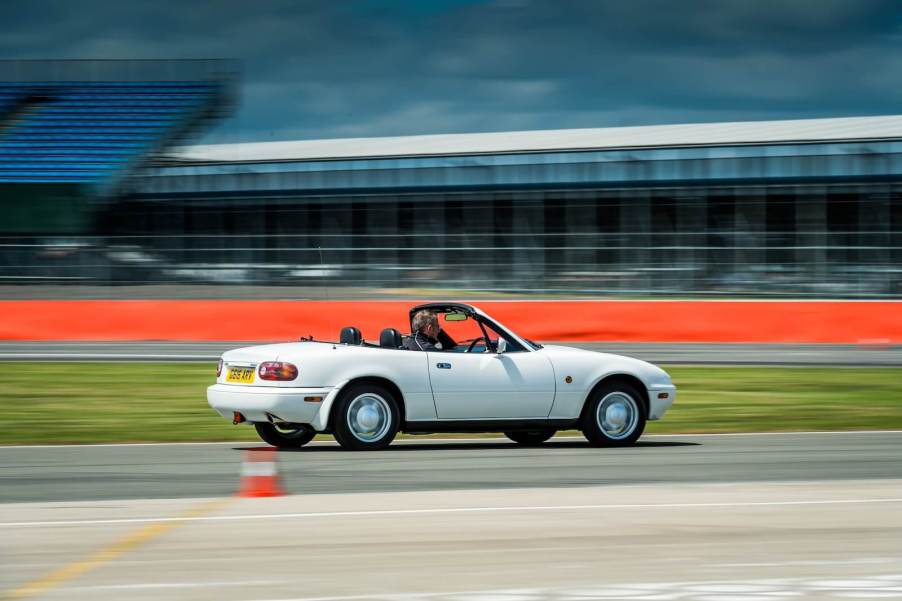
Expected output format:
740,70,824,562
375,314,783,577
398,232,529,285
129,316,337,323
241,462,277,477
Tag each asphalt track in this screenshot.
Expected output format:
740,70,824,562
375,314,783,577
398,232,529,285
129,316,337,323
3,432,902,504
3,432,902,600
0,341,899,365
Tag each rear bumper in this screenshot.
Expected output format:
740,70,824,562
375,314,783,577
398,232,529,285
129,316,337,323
647,384,676,420
207,384,338,430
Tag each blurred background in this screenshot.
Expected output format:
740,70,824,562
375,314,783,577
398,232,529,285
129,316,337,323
1,75,900,300
0,1,900,301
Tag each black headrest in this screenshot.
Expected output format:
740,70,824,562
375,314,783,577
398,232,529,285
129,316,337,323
339,326,362,345
379,327,403,349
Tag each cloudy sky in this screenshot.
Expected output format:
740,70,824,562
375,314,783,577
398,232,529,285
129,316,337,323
2,0,901,143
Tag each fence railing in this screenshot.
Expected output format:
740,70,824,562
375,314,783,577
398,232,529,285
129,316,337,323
0,233,897,298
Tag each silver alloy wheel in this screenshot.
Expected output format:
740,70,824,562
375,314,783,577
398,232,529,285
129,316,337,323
596,391,639,440
346,393,392,443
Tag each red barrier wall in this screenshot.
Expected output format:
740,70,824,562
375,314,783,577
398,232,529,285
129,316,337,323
0,300,900,343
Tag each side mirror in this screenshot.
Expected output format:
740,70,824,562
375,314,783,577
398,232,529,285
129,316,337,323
496,338,508,354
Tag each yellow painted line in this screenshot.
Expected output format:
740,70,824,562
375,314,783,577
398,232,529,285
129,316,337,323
2,498,231,600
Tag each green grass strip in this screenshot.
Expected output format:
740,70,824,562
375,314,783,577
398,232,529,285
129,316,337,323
1,362,900,445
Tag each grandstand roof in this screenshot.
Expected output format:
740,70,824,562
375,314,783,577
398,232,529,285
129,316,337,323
173,115,902,164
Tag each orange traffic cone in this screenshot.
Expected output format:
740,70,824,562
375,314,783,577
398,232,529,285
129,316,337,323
238,447,286,498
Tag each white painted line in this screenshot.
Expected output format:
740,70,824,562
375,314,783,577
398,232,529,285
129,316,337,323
714,557,900,568
22,572,896,599
0,438,537,449
641,429,902,437
56,579,288,592
1,430,901,449
200,572,902,601
0,441,255,449
4,497,901,528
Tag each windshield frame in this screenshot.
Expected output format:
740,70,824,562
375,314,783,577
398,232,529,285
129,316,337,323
408,303,541,352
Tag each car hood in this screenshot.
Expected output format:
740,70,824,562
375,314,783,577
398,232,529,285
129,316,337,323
539,343,628,359
538,344,673,387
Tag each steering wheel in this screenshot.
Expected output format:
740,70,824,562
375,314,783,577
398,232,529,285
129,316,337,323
465,337,487,353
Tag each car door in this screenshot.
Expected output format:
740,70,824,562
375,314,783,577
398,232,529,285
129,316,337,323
427,350,556,419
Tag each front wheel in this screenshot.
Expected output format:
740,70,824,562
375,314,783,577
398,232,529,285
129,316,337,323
332,384,400,451
254,422,316,448
581,382,646,447
504,430,556,446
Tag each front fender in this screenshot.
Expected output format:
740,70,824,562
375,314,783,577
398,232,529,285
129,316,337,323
544,346,673,420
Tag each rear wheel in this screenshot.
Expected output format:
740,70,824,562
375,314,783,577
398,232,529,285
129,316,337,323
581,382,646,447
504,429,556,446
254,422,316,448
332,384,400,451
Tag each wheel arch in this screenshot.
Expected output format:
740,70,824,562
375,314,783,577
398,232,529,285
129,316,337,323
579,373,649,423
328,376,407,429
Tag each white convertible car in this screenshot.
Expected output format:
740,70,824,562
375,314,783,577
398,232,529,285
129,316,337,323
207,302,675,450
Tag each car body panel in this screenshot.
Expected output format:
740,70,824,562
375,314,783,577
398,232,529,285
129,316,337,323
207,383,337,424
207,305,676,435
216,341,437,425
538,344,675,420
426,350,556,418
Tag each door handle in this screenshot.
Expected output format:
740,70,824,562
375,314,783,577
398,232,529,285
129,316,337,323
436,362,452,369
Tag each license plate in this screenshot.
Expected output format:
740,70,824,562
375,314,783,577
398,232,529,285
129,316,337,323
226,366,255,384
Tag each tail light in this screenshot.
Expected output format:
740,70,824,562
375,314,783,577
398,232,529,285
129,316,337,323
216,358,223,377
258,361,298,381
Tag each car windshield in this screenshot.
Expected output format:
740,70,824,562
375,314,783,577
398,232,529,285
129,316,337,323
434,310,533,353
408,305,539,352
471,309,540,351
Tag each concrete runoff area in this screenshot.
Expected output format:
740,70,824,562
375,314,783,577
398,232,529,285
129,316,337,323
0,341,898,365
2,479,901,600
3,433,901,600
2,432,902,504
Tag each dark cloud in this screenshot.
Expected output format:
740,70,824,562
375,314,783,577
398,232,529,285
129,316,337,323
2,0,901,142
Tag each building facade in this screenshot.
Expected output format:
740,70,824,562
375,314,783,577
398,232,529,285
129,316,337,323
17,115,902,297
105,116,901,297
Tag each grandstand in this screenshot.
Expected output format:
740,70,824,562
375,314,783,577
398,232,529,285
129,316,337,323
0,60,234,234
0,81,226,184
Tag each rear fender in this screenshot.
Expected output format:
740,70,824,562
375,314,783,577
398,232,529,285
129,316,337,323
310,380,348,431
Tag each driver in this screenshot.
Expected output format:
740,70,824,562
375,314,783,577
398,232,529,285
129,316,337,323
404,310,441,351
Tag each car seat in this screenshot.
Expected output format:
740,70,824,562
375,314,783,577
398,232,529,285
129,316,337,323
339,326,362,345
379,328,403,349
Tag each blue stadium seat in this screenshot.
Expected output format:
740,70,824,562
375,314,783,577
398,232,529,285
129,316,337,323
0,80,226,183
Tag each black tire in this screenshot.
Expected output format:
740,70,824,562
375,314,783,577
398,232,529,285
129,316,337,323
581,382,647,447
254,422,316,448
504,429,556,446
332,383,400,451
